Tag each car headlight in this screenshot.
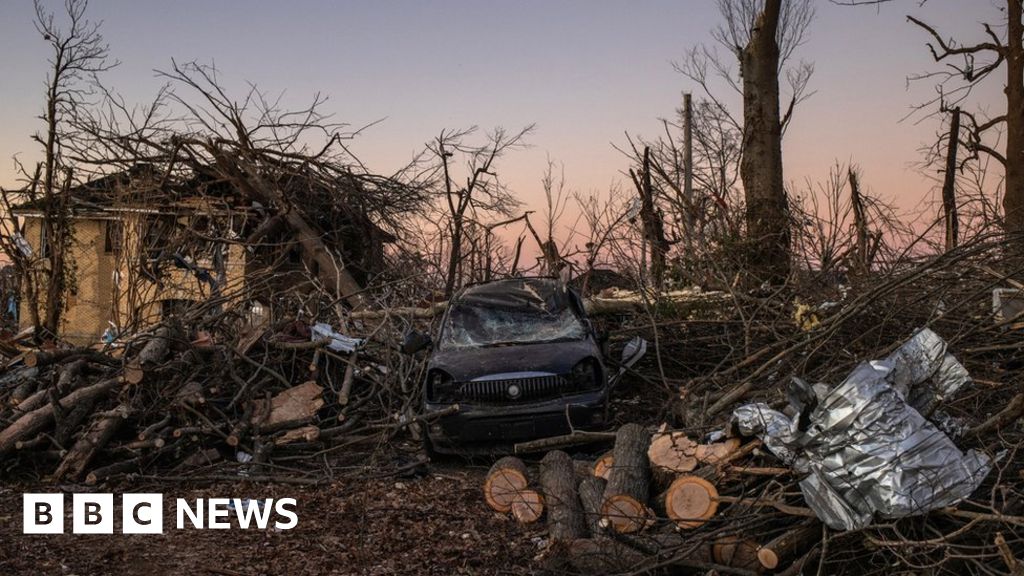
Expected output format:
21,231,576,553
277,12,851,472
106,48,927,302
426,370,457,402
571,358,601,391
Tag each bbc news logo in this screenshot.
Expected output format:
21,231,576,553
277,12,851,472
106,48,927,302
23,494,298,534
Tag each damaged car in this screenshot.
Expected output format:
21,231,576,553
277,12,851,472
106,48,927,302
406,277,643,454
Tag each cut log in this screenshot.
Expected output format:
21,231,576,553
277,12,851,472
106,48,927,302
660,475,719,529
52,404,129,481
483,456,530,513
713,536,763,572
757,521,821,570
540,450,586,543
0,377,121,454
602,423,653,533
250,381,324,431
510,489,544,524
648,431,698,488
593,450,614,480
137,326,173,366
578,475,607,536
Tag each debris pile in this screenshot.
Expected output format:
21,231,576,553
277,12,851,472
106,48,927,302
0,318,419,484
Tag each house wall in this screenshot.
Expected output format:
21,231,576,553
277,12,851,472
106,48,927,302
19,213,248,345
112,213,248,330
19,217,116,345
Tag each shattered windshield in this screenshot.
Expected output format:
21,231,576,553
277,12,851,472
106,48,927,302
440,304,587,349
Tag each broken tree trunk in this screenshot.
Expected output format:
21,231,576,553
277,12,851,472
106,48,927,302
251,381,324,431
53,405,129,481
483,456,530,513
602,423,653,533
540,450,586,543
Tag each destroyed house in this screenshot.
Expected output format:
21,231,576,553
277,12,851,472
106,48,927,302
13,165,391,344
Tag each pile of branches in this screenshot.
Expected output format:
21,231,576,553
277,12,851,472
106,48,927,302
0,309,428,486
474,236,1024,575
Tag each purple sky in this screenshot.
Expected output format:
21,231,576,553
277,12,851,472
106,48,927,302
0,1,1007,226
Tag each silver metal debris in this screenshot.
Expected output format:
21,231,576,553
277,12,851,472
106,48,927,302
732,329,991,531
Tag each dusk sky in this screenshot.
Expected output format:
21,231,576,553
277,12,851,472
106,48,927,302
0,1,1007,228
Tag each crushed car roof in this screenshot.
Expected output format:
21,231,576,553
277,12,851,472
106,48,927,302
456,278,571,314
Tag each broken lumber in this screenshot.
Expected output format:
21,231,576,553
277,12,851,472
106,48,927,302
251,381,324,431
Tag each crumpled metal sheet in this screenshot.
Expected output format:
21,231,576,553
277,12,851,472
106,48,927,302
731,403,802,465
310,322,363,353
731,329,991,531
885,328,971,413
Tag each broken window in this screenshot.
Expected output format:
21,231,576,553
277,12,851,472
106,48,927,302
439,279,587,349
104,220,123,254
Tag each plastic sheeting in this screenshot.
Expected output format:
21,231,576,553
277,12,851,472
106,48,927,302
732,328,991,531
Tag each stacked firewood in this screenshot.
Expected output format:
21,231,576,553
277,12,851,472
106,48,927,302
0,320,413,484
484,423,822,575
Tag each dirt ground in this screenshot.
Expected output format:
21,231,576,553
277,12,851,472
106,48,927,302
0,463,543,576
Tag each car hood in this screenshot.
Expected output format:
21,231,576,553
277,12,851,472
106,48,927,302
428,339,599,382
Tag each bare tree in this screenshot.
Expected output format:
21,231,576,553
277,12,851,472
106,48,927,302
25,0,116,336
677,0,815,283
428,126,532,297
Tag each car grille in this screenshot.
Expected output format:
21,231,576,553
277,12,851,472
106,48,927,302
456,375,569,403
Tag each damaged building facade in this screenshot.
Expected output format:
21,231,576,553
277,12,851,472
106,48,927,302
13,165,390,345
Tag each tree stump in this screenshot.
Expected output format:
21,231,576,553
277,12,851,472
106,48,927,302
483,456,529,513
602,423,653,533
540,450,586,543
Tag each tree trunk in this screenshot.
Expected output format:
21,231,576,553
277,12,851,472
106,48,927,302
942,108,961,251
1004,0,1024,256
540,450,586,543
740,0,790,283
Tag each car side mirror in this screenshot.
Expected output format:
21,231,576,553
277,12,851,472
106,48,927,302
401,330,433,355
620,336,647,369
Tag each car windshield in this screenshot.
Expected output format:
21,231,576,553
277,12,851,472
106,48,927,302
440,303,587,349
